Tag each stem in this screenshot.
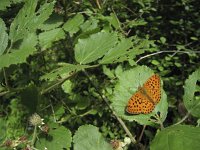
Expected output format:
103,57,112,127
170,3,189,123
136,50,200,63
113,111,137,144
83,70,137,144
155,114,164,129
174,112,190,126
40,72,76,95
31,126,37,147
96,0,101,9
0,87,24,97
137,125,146,143
0,90,10,96
6,41,13,54
3,68,10,91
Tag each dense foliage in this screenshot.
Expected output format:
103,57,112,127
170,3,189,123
0,0,199,150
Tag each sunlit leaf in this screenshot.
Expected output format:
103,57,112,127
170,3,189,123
0,34,37,69
151,125,200,150
111,66,168,125
41,63,90,81
39,28,65,49
75,32,118,64
183,68,200,117
9,0,55,42
73,125,112,150
36,126,72,150
0,0,11,11
80,18,99,32
0,18,8,55
63,14,84,37
99,38,132,64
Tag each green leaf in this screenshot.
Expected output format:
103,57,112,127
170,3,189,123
73,125,112,150
62,80,72,94
0,34,37,69
183,68,200,118
190,37,198,41
36,126,72,150
100,36,155,64
80,18,99,32
9,0,55,42
39,14,63,31
108,13,121,29
63,14,84,37
75,95,91,110
0,118,6,142
160,37,166,44
0,0,11,11
75,32,118,64
103,66,115,79
0,18,8,55
41,63,90,81
39,28,65,49
0,0,24,11
151,125,200,150
99,38,132,64
111,66,168,125
127,19,147,27
151,60,160,65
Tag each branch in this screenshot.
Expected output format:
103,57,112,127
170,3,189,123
174,112,190,126
136,50,200,63
40,72,76,95
83,71,137,144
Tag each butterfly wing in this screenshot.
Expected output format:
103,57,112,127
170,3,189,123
126,89,155,114
143,74,161,104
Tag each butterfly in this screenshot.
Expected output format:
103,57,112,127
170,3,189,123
126,74,161,114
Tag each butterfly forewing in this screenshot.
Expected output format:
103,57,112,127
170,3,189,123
143,74,161,104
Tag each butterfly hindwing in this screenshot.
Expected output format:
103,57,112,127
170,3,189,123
126,90,155,114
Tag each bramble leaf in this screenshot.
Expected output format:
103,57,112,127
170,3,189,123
183,68,200,118
99,38,133,64
63,14,84,37
73,125,112,150
0,34,37,69
36,126,72,150
0,18,8,55
41,63,90,81
75,32,118,64
39,28,65,49
151,125,200,150
0,0,11,11
111,66,168,125
9,0,54,42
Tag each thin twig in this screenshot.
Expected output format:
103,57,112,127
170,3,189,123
49,97,57,122
96,0,101,9
0,90,10,96
137,125,146,143
40,72,76,95
3,68,10,91
83,70,137,144
31,126,37,148
155,114,164,129
136,50,200,63
174,112,190,126
0,87,24,97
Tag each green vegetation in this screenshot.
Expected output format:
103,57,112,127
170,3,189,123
0,0,199,150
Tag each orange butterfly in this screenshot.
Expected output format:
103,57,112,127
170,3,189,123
126,74,161,114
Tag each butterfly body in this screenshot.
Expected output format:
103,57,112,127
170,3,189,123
126,74,161,114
